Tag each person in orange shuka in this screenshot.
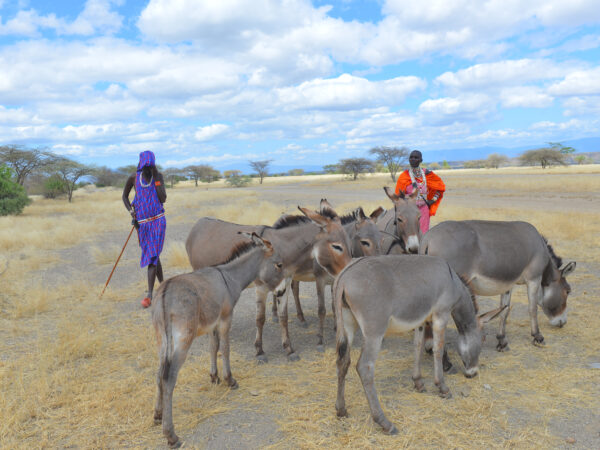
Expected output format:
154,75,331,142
395,150,445,234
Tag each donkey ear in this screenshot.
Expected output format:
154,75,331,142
354,206,366,222
407,189,419,200
383,186,401,202
298,206,329,227
319,198,334,213
477,305,508,325
560,261,576,277
370,206,385,221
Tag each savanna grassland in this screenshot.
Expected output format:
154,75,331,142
1,165,599,449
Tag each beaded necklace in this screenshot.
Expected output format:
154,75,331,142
139,172,153,188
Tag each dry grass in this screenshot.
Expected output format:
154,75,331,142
1,166,599,448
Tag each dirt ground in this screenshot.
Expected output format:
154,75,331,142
1,169,599,449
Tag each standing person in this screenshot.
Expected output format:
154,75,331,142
395,150,445,234
122,150,167,308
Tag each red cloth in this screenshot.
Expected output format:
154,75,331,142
395,169,446,216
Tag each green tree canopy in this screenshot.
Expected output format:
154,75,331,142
0,165,31,215
339,157,375,180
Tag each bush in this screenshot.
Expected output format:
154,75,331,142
0,165,31,215
43,175,67,199
225,175,252,187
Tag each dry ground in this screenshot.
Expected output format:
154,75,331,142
1,166,599,449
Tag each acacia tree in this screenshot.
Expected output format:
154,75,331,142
369,146,409,182
486,153,508,169
49,157,95,202
339,157,375,181
548,142,576,154
0,145,56,186
163,167,185,188
186,165,220,186
249,160,272,184
520,148,566,169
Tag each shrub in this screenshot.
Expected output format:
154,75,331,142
43,175,67,199
225,175,252,187
0,165,31,215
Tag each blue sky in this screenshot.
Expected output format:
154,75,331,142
1,0,600,170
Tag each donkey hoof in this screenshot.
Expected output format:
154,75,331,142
153,413,162,425
444,363,458,375
532,334,545,346
316,344,325,353
168,436,181,448
336,407,348,418
298,320,308,328
288,352,300,362
226,377,238,389
210,374,221,384
384,424,399,435
496,342,510,352
440,391,452,399
414,383,426,393
256,354,268,364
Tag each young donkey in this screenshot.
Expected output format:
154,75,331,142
152,233,284,448
334,255,504,434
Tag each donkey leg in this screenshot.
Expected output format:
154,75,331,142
162,337,193,448
219,315,238,389
412,326,426,392
271,291,279,323
336,307,356,417
526,279,544,345
330,284,336,331
254,285,268,363
154,336,166,425
291,280,307,326
209,328,220,384
496,289,513,351
432,315,451,398
315,277,327,351
277,284,299,361
356,335,397,434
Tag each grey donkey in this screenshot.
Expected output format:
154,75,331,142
333,254,504,434
376,186,421,254
151,233,284,448
420,220,576,350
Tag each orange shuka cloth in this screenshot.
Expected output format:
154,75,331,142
395,169,446,216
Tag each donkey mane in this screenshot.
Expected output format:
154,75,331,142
456,271,479,313
319,206,353,223
221,241,258,265
542,236,563,268
272,214,311,229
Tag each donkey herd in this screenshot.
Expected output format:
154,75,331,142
150,187,576,447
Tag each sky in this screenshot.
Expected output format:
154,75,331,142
1,0,600,171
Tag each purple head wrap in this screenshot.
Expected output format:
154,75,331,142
137,150,156,172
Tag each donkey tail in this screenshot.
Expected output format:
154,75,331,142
157,280,173,382
333,277,349,361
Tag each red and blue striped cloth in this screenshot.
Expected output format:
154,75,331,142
132,151,166,268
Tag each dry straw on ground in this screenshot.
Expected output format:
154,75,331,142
0,166,598,448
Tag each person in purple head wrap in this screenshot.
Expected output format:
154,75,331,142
122,150,167,308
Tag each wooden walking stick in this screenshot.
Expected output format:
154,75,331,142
99,224,136,298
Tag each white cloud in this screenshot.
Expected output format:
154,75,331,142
195,124,229,141
548,67,600,96
275,73,426,111
0,0,123,37
436,59,572,91
500,86,554,108
419,94,495,124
